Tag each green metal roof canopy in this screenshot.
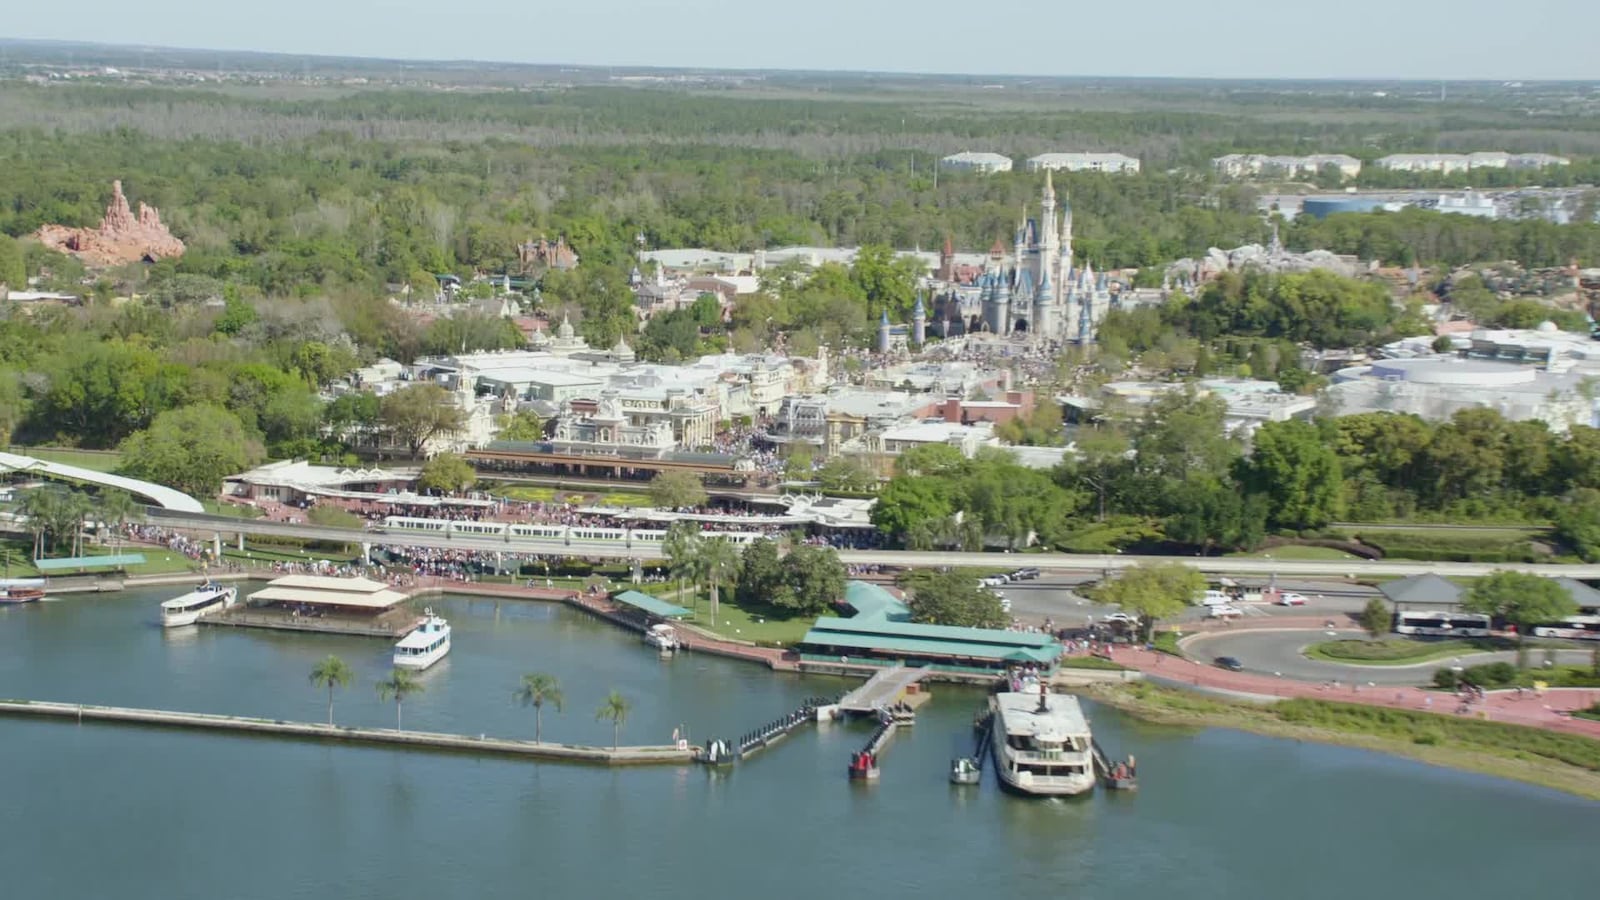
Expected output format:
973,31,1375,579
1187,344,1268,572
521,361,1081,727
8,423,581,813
32,554,148,572
612,590,692,618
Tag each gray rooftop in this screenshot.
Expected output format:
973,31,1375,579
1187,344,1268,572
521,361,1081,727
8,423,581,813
1379,573,1464,606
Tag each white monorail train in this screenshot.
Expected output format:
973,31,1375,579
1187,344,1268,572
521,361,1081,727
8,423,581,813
378,516,771,548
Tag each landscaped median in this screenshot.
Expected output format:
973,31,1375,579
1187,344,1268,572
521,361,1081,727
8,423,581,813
1088,681,1600,801
1304,637,1498,666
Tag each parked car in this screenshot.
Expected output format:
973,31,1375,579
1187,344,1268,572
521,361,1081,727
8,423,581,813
1276,592,1307,606
1103,612,1140,625
1214,656,1244,672
1010,567,1041,581
1207,605,1244,619
979,576,1006,588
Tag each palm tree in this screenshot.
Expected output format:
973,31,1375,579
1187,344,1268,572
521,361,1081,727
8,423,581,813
595,689,631,751
97,490,141,554
661,521,701,608
309,655,353,726
376,667,425,732
16,488,57,559
63,490,93,558
514,673,564,744
698,538,739,628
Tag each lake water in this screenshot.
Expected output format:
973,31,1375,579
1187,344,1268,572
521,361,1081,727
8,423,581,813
1,588,1595,900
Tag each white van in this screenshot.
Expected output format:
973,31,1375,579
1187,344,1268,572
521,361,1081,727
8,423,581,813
1199,590,1233,607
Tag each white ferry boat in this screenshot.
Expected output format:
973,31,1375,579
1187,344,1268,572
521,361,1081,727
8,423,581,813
159,582,238,627
990,687,1096,796
393,610,451,670
643,623,681,653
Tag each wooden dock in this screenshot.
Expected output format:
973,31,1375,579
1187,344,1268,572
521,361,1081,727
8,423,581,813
0,700,694,766
204,606,424,638
836,665,929,715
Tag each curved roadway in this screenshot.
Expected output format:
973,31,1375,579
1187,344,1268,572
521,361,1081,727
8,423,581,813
1183,628,1596,686
145,510,1600,578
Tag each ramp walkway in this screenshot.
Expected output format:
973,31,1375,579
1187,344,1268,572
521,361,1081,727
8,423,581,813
837,665,928,714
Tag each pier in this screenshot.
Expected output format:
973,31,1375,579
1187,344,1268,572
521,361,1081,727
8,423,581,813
0,700,694,766
836,665,929,715
724,697,831,762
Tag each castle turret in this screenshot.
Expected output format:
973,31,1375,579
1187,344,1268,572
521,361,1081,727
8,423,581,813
912,294,926,346
1033,265,1053,340
1060,194,1074,270
996,269,1013,335
939,235,955,282
1040,170,1058,257
877,309,892,354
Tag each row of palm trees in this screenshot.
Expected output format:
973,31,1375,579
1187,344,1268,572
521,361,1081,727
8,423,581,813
15,486,142,560
661,522,740,626
308,657,634,749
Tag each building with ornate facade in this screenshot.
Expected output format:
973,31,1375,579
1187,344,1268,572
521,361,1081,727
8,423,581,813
975,172,1122,343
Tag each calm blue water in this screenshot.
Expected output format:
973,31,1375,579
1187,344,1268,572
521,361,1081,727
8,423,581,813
1,589,1595,900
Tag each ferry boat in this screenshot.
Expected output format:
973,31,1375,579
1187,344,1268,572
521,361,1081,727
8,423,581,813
643,623,681,653
159,582,237,626
392,610,451,670
990,687,1097,796
0,585,46,605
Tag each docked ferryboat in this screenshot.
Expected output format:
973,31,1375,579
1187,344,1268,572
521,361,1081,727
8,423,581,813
990,687,1096,796
0,585,46,605
159,582,237,626
393,610,451,670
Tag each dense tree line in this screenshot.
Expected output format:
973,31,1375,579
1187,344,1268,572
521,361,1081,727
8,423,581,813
872,394,1600,558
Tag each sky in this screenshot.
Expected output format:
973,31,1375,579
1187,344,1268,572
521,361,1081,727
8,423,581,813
6,0,1600,81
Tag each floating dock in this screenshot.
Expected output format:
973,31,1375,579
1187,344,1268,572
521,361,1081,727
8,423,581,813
0,700,693,766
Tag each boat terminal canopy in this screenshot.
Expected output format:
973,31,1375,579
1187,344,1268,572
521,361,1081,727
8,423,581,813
800,616,1062,668
251,575,409,611
612,590,691,618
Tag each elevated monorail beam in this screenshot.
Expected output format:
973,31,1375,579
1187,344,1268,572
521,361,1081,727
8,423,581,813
138,509,1600,578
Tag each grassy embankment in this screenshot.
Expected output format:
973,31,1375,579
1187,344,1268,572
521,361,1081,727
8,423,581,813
9,447,125,473
497,485,652,508
1305,638,1500,666
1090,681,1600,801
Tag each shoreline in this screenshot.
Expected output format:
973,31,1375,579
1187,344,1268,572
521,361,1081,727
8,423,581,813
1086,682,1600,802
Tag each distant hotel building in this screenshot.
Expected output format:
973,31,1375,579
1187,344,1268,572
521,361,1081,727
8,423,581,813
1026,152,1140,174
939,151,1013,174
1375,152,1570,174
1212,153,1362,180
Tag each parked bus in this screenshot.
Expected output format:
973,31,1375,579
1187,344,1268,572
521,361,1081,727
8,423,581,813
1530,615,1600,641
1394,611,1492,637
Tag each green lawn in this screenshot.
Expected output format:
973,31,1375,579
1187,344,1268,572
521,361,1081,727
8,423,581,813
1227,546,1360,561
1304,637,1496,666
10,446,123,473
596,491,654,508
2,539,200,577
674,591,813,646
498,486,559,503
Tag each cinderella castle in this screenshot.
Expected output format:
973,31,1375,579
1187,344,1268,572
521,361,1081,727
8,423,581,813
973,171,1119,344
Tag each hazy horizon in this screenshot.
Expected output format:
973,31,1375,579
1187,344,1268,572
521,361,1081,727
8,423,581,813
5,0,1600,82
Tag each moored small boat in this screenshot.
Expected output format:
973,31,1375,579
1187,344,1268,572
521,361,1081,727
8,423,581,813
950,756,982,785
0,586,46,605
848,750,880,781
643,622,680,653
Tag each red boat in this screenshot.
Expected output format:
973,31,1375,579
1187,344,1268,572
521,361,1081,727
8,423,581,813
0,587,46,604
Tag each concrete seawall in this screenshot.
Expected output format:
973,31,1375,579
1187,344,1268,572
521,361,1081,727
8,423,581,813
0,700,694,766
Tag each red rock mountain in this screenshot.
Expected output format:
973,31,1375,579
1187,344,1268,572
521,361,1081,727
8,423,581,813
36,180,185,267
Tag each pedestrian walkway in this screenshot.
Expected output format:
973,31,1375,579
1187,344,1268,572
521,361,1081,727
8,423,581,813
1113,646,1600,739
